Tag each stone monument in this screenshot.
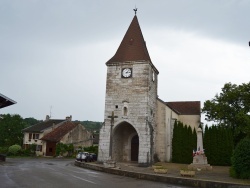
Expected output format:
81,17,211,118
188,128,212,170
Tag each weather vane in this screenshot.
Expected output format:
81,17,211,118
133,6,138,15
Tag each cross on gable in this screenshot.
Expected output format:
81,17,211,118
108,111,118,125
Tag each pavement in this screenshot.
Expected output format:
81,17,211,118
75,161,250,188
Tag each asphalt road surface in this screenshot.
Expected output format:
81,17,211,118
0,158,190,188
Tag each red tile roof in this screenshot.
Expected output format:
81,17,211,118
166,101,201,115
106,15,158,73
40,121,77,142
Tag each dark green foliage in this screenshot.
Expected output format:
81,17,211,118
231,137,250,179
172,121,179,162
8,144,21,155
172,121,196,164
202,82,250,145
56,143,74,157
186,126,194,163
203,125,233,165
0,146,8,154
78,121,102,133
0,114,26,147
83,145,98,155
23,118,41,128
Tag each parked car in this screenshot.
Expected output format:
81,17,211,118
76,152,92,162
89,153,97,161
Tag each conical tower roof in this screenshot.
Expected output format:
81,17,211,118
106,15,158,73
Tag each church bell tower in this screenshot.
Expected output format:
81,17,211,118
98,11,159,166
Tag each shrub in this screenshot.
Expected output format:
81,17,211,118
56,143,74,157
83,145,98,155
0,147,8,154
231,137,250,179
8,144,22,155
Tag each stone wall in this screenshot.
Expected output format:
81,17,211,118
178,115,200,131
61,124,93,148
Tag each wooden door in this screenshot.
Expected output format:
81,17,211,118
46,141,56,156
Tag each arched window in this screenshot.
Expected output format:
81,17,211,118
123,107,128,116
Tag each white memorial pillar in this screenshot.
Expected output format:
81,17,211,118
197,128,203,152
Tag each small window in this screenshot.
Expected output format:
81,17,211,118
29,133,32,139
115,105,118,109
123,107,128,116
35,134,39,139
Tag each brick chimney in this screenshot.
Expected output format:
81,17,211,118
65,115,72,121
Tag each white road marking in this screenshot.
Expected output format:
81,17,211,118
71,175,97,184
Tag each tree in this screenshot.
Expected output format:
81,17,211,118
203,125,233,165
231,137,250,179
202,82,250,144
0,114,26,147
172,121,196,164
23,117,41,128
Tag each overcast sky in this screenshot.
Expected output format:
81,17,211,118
1,0,249,123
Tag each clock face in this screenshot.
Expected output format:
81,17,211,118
122,68,132,78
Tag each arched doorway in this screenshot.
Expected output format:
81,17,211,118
112,121,138,162
131,135,139,161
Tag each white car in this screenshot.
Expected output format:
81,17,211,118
76,152,92,162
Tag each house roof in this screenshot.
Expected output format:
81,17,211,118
166,101,201,115
22,119,65,133
106,15,159,73
40,121,77,142
0,93,16,109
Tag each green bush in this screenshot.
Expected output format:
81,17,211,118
56,143,74,157
0,147,8,154
8,144,22,155
231,137,250,179
83,145,98,154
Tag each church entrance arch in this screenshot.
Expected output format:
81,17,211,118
112,121,138,162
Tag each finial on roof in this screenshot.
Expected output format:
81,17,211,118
133,7,138,15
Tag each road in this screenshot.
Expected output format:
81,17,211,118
0,158,190,188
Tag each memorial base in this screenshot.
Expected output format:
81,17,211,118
188,155,212,170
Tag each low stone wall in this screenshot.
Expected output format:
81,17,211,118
74,161,248,188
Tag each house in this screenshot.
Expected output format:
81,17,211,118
22,115,66,155
40,121,93,156
23,115,93,156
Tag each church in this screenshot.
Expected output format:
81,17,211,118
98,11,200,166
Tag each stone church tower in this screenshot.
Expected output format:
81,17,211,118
98,12,201,166
98,14,159,166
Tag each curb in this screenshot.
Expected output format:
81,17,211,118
74,161,249,188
